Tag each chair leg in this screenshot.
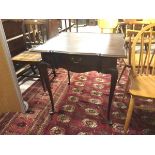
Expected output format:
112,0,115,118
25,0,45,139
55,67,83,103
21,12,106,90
118,65,127,84
30,65,37,75
124,95,135,134
122,72,131,101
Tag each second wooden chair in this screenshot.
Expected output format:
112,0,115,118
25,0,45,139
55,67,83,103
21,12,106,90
124,23,155,134
12,19,56,90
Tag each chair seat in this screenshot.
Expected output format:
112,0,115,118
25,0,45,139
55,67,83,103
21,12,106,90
12,51,42,63
129,75,155,98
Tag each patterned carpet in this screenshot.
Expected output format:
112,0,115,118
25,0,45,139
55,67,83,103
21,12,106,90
0,62,155,135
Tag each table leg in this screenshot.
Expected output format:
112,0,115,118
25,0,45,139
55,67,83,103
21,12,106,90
37,64,46,92
67,70,71,85
107,69,118,124
52,68,56,77
38,61,55,114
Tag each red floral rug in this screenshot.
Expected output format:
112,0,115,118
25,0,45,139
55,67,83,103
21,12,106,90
0,62,155,135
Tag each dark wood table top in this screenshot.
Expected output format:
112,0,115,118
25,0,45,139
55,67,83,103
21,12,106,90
31,32,126,58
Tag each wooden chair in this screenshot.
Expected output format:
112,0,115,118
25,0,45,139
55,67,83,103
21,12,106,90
117,21,150,83
124,21,149,48
58,19,74,33
12,19,56,88
124,23,155,134
22,19,49,49
98,19,118,33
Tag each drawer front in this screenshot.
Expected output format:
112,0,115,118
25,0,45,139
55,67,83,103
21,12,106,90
53,53,101,72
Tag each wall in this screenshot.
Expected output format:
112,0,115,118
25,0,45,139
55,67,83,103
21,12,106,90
0,20,24,113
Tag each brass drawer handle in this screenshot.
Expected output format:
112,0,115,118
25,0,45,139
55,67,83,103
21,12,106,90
71,57,82,64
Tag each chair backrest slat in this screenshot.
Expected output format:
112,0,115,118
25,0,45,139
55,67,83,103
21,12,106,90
22,19,49,50
150,48,155,75
27,25,32,43
146,29,153,75
151,50,155,75
125,22,149,66
138,33,144,74
131,23,155,76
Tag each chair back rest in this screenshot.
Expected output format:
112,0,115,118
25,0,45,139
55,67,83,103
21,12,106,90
125,21,149,38
22,19,49,50
125,21,150,65
131,23,155,76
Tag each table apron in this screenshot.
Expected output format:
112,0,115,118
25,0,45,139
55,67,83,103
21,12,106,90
41,52,118,73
